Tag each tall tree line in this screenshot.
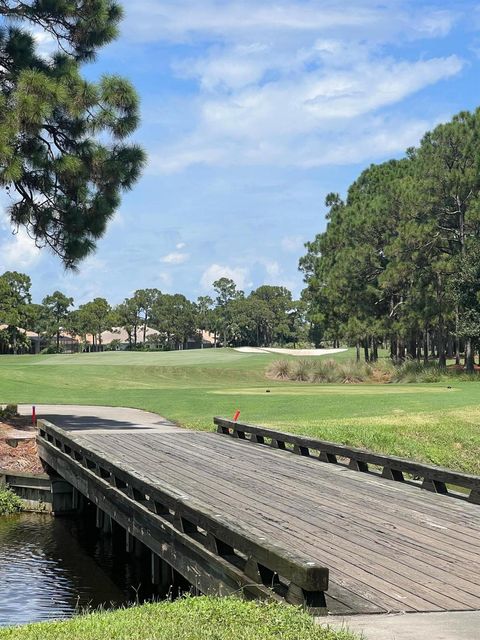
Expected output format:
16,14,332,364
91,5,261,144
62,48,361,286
300,109,480,371
0,272,306,353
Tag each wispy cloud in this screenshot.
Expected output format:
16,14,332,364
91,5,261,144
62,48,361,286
160,251,189,264
200,263,250,290
0,221,41,271
281,235,304,252
135,1,463,173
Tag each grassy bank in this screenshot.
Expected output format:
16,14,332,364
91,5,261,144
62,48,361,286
0,597,355,640
0,349,478,473
0,487,22,515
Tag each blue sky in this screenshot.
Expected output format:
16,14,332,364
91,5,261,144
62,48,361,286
1,0,480,305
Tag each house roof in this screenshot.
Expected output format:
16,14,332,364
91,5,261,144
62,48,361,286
0,324,39,338
86,326,161,345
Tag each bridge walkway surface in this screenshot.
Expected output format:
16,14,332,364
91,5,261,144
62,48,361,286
22,404,480,619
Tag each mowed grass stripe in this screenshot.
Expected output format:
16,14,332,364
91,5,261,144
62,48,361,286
0,349,479,473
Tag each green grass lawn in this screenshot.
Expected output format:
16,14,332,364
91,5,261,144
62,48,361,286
0,597,355,640
0,348,479,473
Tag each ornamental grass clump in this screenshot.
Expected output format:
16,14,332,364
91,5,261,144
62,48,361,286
336,360,373,383
0,486,22,515
311,359,343,383
267,359,293,380
393,360,445,383
291,359,313,381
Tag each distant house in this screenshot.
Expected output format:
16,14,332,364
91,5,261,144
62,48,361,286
84,327,217,351
85,326,162,350
0,324,41,354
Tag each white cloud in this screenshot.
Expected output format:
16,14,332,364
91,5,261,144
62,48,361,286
262,260,281,278
123,2,457,44
160,251,189,264
58,255,107,305
0,228,41,270
158,271,173,288
200,263,249,290
136,0,463,173
281,235,304,252
176,242,186,249
31,28,58,58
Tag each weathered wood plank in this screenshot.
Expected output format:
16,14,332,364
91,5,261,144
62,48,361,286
36,416,480,616
37,421,329,600
108,437,480,610
215,417,480,497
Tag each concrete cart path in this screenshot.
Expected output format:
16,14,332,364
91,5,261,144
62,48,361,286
321,609,480,639
18,404,182,435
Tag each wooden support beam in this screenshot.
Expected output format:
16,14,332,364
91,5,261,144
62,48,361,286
422,479,448,494
381,467,405,482
126,530,134,553
469,489,480,505
286,583,327,615
95,506,104,529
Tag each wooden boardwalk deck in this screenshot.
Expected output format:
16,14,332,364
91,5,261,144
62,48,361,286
33,406,480,616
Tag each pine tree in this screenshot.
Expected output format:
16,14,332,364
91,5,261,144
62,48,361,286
0,1,145,267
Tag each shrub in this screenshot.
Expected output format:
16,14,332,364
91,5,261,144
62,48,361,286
0,404,18,420
0,486,22,515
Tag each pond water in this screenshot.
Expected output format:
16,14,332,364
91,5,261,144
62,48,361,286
0,511,157,627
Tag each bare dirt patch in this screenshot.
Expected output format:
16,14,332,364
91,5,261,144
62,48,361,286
0,420,44,474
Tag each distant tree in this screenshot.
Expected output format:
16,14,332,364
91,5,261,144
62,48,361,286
249,285,293,346
42,291,74,351
452,246,480,372
132,288,161,342
78,298,111,350
151,294,196,350
114,297,141,348
212,278,244,346
23,302,45,337
196,295,214,348
0,1,145,267
0,271,31,352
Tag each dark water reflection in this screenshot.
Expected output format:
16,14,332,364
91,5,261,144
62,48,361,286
0,512,156,627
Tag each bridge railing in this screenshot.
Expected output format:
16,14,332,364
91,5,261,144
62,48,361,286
37,419,329,611
214,417,480,505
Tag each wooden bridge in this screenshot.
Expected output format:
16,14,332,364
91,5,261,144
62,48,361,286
33,405,480,617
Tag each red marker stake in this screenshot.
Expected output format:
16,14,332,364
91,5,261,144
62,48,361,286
32,405,36,427
233,410,240,422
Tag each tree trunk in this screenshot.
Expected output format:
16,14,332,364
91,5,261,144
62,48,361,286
407,335,416,360
363,340,369,362
356,342,360,362
446,334,454,359
455,306,461,365
466,338,474,373
437,323,446,368
390,336,396,361
423,329,428,365
396,337,405,363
